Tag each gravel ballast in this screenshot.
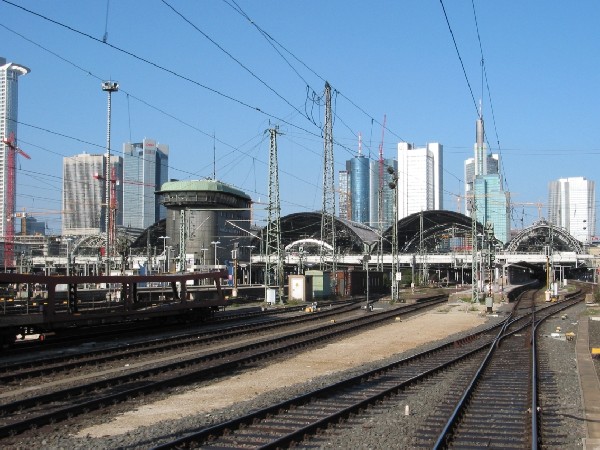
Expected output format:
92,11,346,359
3,299,598,449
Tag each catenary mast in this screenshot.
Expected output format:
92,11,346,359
320,82,336,274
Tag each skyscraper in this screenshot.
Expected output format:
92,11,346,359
62,153,123,236
122,138,169,229
467,117,510,243
464,153,499,211
396,142,443,220
0,57,29,241
350,153,370,223
338,166,351,220
548,177,595,244
369,158,397,230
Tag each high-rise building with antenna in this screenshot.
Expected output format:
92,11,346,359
467,116,510,243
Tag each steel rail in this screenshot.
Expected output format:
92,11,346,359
432,293,583,449
0,301,363,382
0,296,447,438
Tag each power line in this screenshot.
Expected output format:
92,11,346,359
0,0,322,142
470,0,508,193
161,0,311,125
1,5,362,192
439,0,479,116
221,0,406,143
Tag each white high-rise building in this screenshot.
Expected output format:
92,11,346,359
62,153,123,236
0,57,29,239
396,142,443,220
548,177,595,244
122,138,169,230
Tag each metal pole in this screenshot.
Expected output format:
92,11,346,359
249,246,253,285
387,165,399,302
66,239,70,276
211,241,220,266
366,256,370,309
101,81,118,276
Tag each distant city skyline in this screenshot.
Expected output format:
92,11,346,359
3,3,600,234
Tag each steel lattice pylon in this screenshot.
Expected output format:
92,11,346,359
265,127,283,301
320,82,336,274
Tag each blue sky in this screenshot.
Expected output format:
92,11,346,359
2,0,599,234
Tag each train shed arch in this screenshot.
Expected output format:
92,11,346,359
505,219,584,253
253,212,380,255
381,210,491,253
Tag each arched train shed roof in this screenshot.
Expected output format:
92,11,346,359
506,219,584,253
251,212,380,254
382,210,489,253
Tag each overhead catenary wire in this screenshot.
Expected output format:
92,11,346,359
439,0,479,117
0,5,361,189
222,0,406,145
470,0,509,194
0,21,324,212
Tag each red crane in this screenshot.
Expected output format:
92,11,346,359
2,132,31,269
93,169,119,258
93,170,154,258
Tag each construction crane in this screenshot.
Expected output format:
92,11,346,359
94,170,155,257
15,209,72,235
2,132,31,268
511,201,545,220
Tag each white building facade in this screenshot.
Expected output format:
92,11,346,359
396,142,443,220
62,153,123,236
548,177,596,245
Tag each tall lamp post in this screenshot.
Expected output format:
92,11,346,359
101,80,118,276
211,240,221,266
158,236,170,273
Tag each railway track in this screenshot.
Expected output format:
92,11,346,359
0,295,446,439
0,300,363,384
143,288,584,449
1,298,355,355
426,289,579,448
